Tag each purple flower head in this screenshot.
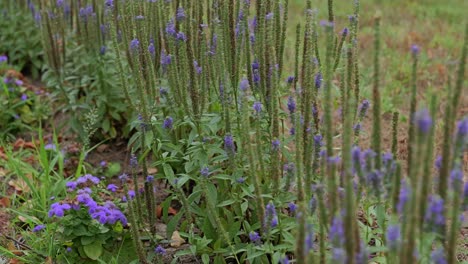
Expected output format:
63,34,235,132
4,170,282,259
386,224,401,251
128,190,136,199
265,12,274,20
397,180,410,214
163,117,174,129
434,155,442,170
411,44,420,55
309,196,317,214
166,19,176,36
48,202,71,218
118,173,128,182
130,153,138,168
331,248,346,264
135,15,144,20
289,127,295,135
272,139,280,151
155,245,166,255
0,55,7,63
282,257,290,264
21,94,28,101
288,202,297,213
146,175,154,182
239,78,249,91
450,168,463,192
320,20,334,28
160,49,171,68
305,227,314,252
236,177,246,184
287,96,296,114
348,15,356,23
265,202,278,228
105,0,114,7
413,109,432,134
330,216,345,246
424,195,445,231
176,7,186,21
287,76,295,84
249,231,261,243
66,247,72,253
431,248,447,264
456,117,468,137
160,88,168,96
314,72,322,89
224,134,235,154
176,32,187,42
148,43,155,57
193,60,202,74
100,160,107,167
358,99,370,118
252,60,259,70
342,27,349,36
313,134,323,146
33,224,45,232
200,167,210,177
15,79,23,86
130,38,140,52
107,184,118,192
100,46,107,55
253,101,262,114
66,181,77,191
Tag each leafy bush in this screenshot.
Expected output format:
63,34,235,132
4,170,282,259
0,57,49,140
0,0,43,78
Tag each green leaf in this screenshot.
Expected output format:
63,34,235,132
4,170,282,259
202,254,210,264
83,240,103,260
81,236,95,246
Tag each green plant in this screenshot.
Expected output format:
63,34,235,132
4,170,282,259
0,61,50,140
0,0,43,78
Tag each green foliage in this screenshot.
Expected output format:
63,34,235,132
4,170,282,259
0,66,49,140
0,1,43,78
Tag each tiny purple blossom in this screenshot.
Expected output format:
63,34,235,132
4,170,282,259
287,96,296,114
253,101,262,114
33,224,45,232
163,117,174,129
265,12,273,20
200,167,210,177
107,184,118,192
0,55,7,63
314,72,322,89
130,38,140,52
411,44,420,55
413,109,432,134
176,7,186,21
249,231,261,243
21,94,28,101
239,78,249,91
155,245,166,255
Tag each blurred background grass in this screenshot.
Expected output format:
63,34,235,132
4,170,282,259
285,0,467,115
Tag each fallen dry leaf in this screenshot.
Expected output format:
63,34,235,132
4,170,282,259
0,197,11,208
170,231,185,248
8,179,31,193
156,205,178,218
0,168,8,178
13,139,35,150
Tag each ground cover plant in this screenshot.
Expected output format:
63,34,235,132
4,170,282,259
0,0,467,263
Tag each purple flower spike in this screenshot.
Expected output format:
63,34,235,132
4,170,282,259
272,139,280,151
176,7,186,21
249,231,261,243
163,117,174,129
253,101,262,114
431,248,447,264
413,109,432,134
107,184,118,192
130,38,140,52
288,202,297,213
0,55,7,63
287,96,296,114
33,224,45,232
314,72,322,89
155,245,166,255
411,44,420,55
224,135,235,154
386,224,401,250
240,78,249,91
200,167,210,177
287,76,295,84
